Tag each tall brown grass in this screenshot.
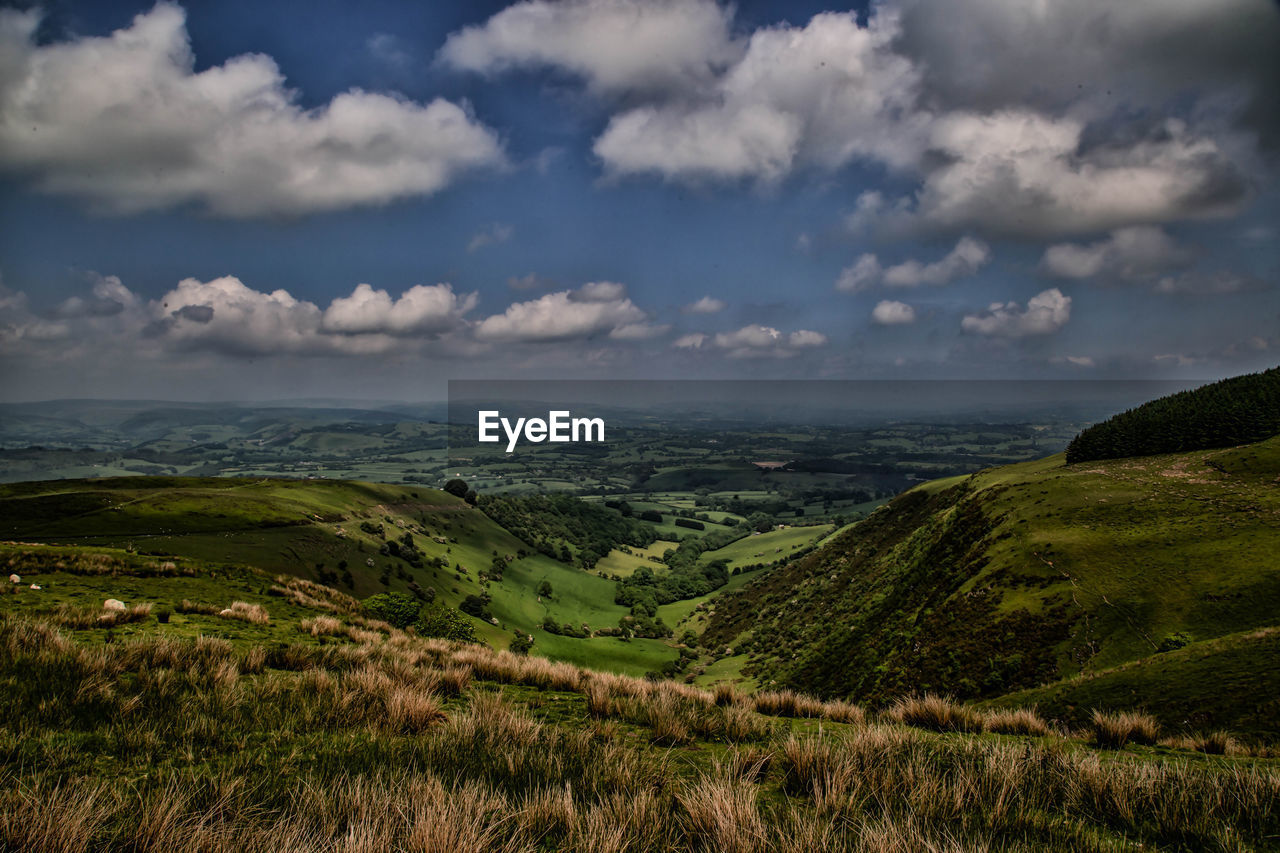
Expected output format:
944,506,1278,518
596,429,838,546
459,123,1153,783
1091,709,1160,749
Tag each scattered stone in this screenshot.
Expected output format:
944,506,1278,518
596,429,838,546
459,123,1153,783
103,599,126,612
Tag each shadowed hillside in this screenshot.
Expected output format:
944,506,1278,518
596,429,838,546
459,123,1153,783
699,435,1280,736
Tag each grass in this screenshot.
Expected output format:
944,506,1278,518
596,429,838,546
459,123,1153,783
0,479,683,677
697,524,834,571
2,607,1277,852
699,435,1280,731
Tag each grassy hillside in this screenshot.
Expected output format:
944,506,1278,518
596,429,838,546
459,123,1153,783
699,435,1280,736
0,478,678,676
2,575,1277,852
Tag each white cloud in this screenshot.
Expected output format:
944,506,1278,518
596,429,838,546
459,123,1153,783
0,5,504,216
592,10,926,183
572,281,628,302
321,283,476,336
474,282,647,342
467,223,514,253
683,296,726,314
439,0,739,95
836,237,990,292
1042,227,1191,281
882,237,991,287
835,255,883,293
871,300,916,325
711,324,827,358
673,333,707,349
913,113,1247,236
446,1,1263,236
1,274,478,360
788,329,827,348
961,288,1071,337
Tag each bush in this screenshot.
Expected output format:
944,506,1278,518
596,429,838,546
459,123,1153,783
362,592,420,629
415,603,477,643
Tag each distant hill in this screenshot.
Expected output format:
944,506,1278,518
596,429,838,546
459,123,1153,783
1065,366,1280,463
0,477,678,676
698,434,1280,736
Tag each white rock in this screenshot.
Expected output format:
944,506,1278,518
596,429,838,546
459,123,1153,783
8,574,18,584
28,584,40,590
103,599,126,612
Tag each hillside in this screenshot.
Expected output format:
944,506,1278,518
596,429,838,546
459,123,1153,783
0,477,678,675
698,435,1280,736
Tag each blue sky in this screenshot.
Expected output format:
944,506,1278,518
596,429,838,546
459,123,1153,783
0,0,1276,400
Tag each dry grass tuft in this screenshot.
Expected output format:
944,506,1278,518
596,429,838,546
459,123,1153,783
983,707,1050,737
218,601,269,625
885,694,985,733
1091,709,1160,749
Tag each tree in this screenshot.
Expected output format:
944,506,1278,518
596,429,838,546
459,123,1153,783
362,592,420,629
443,479,469,499
509,631,534,655
537,580,553,598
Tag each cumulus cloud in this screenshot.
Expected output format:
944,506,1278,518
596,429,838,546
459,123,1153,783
836,237,990,292
1042,227,1192,281
446,0,1268,236
883,237,990,287
592,11,925,183
910,113,1248,236
961,288,1072,337
321,283,477,335
683,296,726,314
871,300,916,325
1,274,477,360
711,324,827,358
0,4,504,216
474,282,647,342
467,223,514,252
439,0,739,95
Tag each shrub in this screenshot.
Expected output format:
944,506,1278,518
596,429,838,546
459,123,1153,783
363,592,420,629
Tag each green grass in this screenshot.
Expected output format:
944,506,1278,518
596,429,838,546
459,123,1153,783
0,478,681,677
699,435,1280,732
697,524,833,571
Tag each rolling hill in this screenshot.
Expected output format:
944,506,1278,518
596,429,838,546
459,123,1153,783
698,434,1280,736
0,476,678,675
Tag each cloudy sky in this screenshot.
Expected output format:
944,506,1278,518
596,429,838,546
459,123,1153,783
0,0,1276,401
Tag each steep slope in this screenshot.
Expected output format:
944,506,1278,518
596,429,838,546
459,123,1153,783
699,435,1280,731
0,477,678,675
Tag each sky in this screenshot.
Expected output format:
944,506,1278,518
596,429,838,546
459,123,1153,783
0,0,1277,401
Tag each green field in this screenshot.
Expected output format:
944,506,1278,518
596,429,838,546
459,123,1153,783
698,524,834,570
0,477,679,677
